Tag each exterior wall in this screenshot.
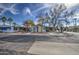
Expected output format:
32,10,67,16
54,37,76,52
0,26,14,32
31,26,42,32
38,26,42,32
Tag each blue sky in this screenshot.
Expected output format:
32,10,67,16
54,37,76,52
0,3,79,26
0,3,46,25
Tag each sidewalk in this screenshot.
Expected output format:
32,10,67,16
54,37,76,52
64,32,79,35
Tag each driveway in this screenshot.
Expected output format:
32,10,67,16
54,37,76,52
0,32,79,55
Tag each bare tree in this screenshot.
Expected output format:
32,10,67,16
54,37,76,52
48,4,67,32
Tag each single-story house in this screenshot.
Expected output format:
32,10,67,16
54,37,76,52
0,25,14,32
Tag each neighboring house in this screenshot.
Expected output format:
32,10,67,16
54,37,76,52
66,26,79,32
0,25,14,32
31,25,46,32
0,24,46,33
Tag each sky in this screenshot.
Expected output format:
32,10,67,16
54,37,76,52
0,3,79,26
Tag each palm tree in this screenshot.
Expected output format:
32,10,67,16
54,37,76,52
1,16,7,26
8,17,13,26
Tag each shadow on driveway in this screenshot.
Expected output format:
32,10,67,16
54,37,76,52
0,35,51,42
0,34,78,44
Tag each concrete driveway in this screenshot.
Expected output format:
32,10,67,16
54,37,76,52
28,41,79,55
28,32,79,55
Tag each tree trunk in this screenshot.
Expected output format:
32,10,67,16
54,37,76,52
74,19,77,32
60,27,63,33
3,22,5,26
66,23,67,31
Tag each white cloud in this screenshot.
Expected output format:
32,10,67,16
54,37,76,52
9,8,19,15
0,4,19,15
65,3,77,8
8,4,19,15
34,18,38,25
23,7,32,16
32,5,49,13
32,3,58,13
